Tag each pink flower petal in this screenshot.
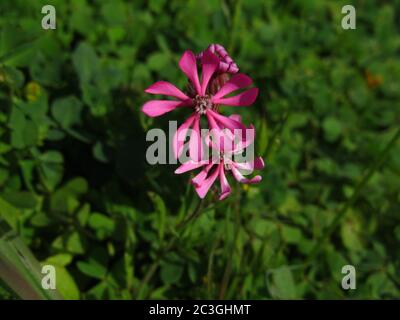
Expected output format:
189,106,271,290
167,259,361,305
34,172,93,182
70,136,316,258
174,160,205,174
253,157,265,170
207,110,247,132
200,50,219,95
219,166,231,200
207,127,235,154
213,87,259,106
229,114,242,123
206,110,249,153
206,111,221,130
194,164,220,199
145,81,189,101
189,115,203,162
233,157,264,173
192,162,214,187
232,124,255,153
179,50,201,94
231,165,262,184
173,114,196,159
141,100,182,117
233,161,254,172
205,112,228,152
213,74,253,100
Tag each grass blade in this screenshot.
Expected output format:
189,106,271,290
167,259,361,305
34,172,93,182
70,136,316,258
0,219,63,300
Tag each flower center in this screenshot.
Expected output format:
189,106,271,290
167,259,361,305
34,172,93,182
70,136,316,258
193,95,212,114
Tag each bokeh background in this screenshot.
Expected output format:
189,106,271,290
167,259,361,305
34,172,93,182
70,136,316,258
0,0,399,299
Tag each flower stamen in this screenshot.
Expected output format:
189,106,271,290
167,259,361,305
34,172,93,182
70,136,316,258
193,94,212,114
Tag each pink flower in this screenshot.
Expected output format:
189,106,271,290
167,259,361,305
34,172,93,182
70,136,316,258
174,116,265,200
142,49,259,160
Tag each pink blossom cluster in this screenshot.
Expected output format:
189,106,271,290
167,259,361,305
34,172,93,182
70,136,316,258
142,44,264,200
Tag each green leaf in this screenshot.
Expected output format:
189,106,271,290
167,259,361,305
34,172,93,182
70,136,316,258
88,213,115,239
147,52,170,71
30,52,62,86
51,96,83,129
0,29,40,66
72,43,99,84
48,264,80,300
19,159,35,190
64,177,88,195
89,213,115,231
77,203,90,227
0,197,20,229
326,249,348,282
269,266,297,299
30,212,51,227
322,117,342,142
281,225,302,244
23,120,39,147
38,151,64,191
92,141,109,163
340,215,363,252
50,177,87,214
160,261,184,285
77,259,107,280
45,253,73,267
1,191,38,209
66,232,85,254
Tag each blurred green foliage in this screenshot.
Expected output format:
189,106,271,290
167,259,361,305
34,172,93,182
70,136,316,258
0,0,399,299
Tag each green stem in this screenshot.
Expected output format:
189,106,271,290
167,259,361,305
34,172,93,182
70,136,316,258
136,198,204,299
228,0,242,54
219,187,241,299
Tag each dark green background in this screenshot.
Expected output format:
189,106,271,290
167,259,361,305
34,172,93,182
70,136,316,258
0,0,399,299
